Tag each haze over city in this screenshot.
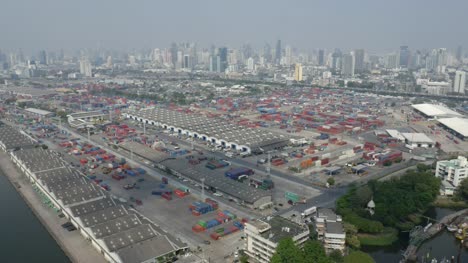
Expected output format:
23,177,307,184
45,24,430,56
1,0,467,52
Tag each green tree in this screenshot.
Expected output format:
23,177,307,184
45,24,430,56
329,250,344,263
240,254,249,263
343,251,374,263
302,240,330,263
327,177,335,186
456,178,468,201
270,238,304,263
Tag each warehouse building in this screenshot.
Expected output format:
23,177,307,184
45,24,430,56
125,108,292,154
244,216,310,263
9,147,187,263
437,117,468,141
24,108,55,118
67,110,109,128
402,133,435,148
411,104,463,119
0,121,36,151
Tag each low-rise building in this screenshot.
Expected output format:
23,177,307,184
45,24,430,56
244,216,309,263
436,156,468,195
67,110,109,128
402,133,434,148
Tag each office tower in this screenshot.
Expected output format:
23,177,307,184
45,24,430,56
341,54,355,77
170,43,178,68
209,56,217,72
183,54,191,69
318,49,325,66
331,49,342,70
39,50,48,65
275,39,282,65
385,53,399,69
247,57,255,71
454,71,466,94
294,63,303,81
106,56,113,68
399,46,410,68
79,58,92,77
218,47,228,73
456,46,463,61
354,49,365,73
285,45,292,65
263,43,272,63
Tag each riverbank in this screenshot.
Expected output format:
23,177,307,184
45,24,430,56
433,196,468,209
0,152,106,263
358,227,399,246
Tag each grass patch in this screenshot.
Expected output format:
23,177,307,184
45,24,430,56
433,196,468,209
358,227,398,246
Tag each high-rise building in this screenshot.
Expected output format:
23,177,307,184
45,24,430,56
246,57,255,71
385,53,400,69
170,43,178,69
454,71,466,94
399,46,410,68
218,47,228,73
183,54,191,69
275,39,282,65
39,50,48,65
353,49,364,73
341,54,355,77
331,49,342,70
263,43,272,63
456,45,463,61
294,63,303,81
318,49,325,66
79,58,92,77
285,45,292,65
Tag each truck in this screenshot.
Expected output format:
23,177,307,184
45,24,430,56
316,133,330,140
301,206,317,217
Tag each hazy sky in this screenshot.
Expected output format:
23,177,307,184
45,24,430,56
1,0,466,52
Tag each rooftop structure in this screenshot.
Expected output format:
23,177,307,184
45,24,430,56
0,122,36,151
24,108,55,117
67,110,109,128
244,216,309,263
436,156,468,191
161,158,271,208
437,117,468,141
314,208,346,254
411,104,463,119
125,107,292,153
7,146,187,263
402,133,435,148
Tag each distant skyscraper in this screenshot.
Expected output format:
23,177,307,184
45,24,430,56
454,71,466,94
294,63,303,81
183,54,191,69
247,57,255,71
106,56,113,68
170,43,178,69
218,47,228,73
318,49,325,66
79,58,92,77
39,50,48,65
456,45,463,61
285,45,292,65
385,53,399,69
354,49,364,73
399,46,410,68
341,54,355,77
331,49,342,70
275,40,282,65
263,43,272,63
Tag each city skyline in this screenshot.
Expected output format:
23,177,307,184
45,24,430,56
1,0,467,52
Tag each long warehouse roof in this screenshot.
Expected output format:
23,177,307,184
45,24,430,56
411,104,462,118
438,117,468,137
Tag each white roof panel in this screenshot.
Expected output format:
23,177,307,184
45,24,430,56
401,133,434,143
438,117,468,137
411,104,462,118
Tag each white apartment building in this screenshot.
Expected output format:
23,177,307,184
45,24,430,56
314,208,346,254
244,216,310,263
436,156,468,195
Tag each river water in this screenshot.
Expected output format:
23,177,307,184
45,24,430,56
363,207,468,262
0,170,70,263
